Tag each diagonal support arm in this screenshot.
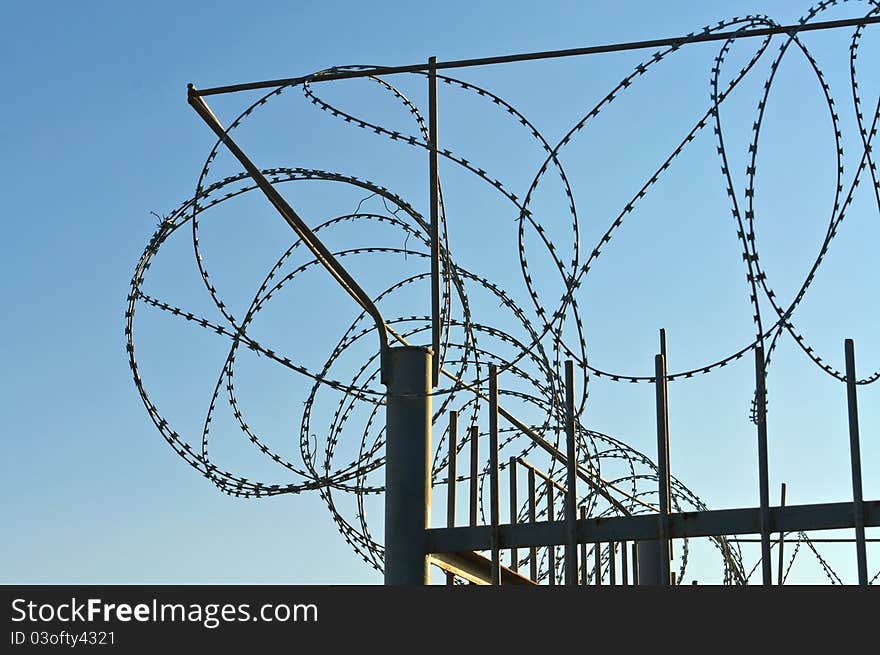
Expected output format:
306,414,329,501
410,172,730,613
187,84,391,382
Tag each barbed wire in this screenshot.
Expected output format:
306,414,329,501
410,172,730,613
127,0,879,584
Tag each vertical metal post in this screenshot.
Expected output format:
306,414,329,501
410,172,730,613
621,540,628,585
777,482,786,587
594,542,602,586
509,456,518,571
655,353,671,586
755,345,772,586
428,56,441,387
660,330,673,563
844,339,868,586
609,542,616,585
637,541,660,585
469,425,478,528
547,485,556,585
384,346,432,585
632,543,640,585
489,365,501,585
528,467,537,582
564,360,578,585
580,506,588,585
446,411,457,586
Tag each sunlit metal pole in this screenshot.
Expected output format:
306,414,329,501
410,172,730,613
384,346,432,585
446,411,458,585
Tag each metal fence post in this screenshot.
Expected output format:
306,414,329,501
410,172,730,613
489,364,501,585
509,456,519,571
655,353,671,586
564,360,578,585
384,346,432,585
446,410,458,585
777,482,786,586
528,467,537,582
755,345,772,585
845,339,868,585
428,56,441,387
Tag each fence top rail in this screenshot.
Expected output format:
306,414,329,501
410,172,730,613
192,14,880,97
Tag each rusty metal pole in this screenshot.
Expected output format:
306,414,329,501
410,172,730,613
844,339,868,586
384,346,432,585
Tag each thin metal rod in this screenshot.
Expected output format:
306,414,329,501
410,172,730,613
469,425,478,528
594,541,601,586
845,339,868,586
489,364,501,586
564,360,578,586
193,15,880,96
446,411,458,586
661,330,672,562
621,540,628,585
509,456,518,571
428,56,441,387
579,506,588,585
777,482,786,586
528,467,537,582
186,86,391,381
755,345,772,586
547,485,556,585
655,353,671,586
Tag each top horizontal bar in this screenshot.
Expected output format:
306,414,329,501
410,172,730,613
193,14,880,96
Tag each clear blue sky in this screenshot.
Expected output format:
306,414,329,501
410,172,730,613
2,0,877,585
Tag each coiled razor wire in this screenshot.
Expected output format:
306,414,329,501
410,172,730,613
126,1,880,584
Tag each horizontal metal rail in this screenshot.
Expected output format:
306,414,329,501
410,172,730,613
733,537,880,544
192,15,880,96
426,499,880,553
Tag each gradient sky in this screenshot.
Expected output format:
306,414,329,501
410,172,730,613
2,0,878,585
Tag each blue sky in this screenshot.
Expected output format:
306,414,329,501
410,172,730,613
2,1,878,585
